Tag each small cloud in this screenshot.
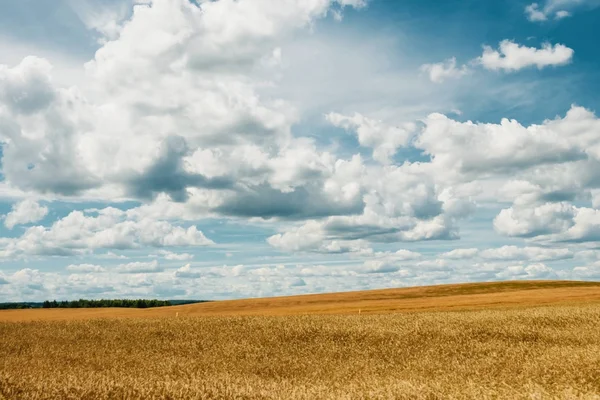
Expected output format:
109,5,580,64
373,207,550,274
116,260,163,274
554,10,571,19
441,248,479,259
477,40,573,71
420,57,470,83
525,0,590,22
4,199,48,229
364,260,400,274
175,263,202,279
97,252,128,260
157,250,194,261
66,264,106,273
525,3,548,21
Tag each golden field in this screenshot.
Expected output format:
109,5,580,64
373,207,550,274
1,280,600,399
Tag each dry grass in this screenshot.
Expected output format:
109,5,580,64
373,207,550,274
2,304,600,399
1,281,600,399
3,280,600,322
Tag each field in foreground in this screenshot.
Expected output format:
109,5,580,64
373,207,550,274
2,304,600,399
2,281,600,399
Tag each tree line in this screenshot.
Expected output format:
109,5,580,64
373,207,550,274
0,303,41,310
42,299,172,309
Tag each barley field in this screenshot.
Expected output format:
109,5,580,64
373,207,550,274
1,281,600,399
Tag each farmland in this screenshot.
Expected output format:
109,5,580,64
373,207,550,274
1,280,600,399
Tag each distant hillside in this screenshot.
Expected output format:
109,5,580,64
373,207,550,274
2,280,600,321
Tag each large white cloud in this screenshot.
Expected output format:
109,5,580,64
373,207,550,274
1,0,600,300
0,0,367,212
0,207,213,260
416,105,600,181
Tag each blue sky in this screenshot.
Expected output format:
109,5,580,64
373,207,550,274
1,0,600,301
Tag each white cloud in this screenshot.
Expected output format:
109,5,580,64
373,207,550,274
525,0,591,21
0,207,213,260
326,112,416,164
116,260,163,273
571,261,600,279
525,3,550,21
494,204,600,244
420,57,469,83
551,207,600,243
4,199,48,229
66,264,107,273
1,0,600,300
441,248,479,259
0,0,366,213
362,249,422,274
364,260,402,274
494,263,558,280
479,245,573,261
174,263,202,278
416,105,598,182
555,10,572,18
157,250,194,261
97,251,129,259
494,203,576,238
477,40,573,71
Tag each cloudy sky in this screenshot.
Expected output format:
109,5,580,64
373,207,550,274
1,0,600,302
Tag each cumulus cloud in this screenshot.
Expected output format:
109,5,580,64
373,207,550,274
175,263,202,278
551,207,600,243
364,260,402,274
0,57,100,195
420,57,470,83
441,248,479,259
0,0,367,212
362,249,422,274
416,105,597,180
326,112,416,164
4,199,48,229
477,40,573,71
157,250,194,261
494,263,558,280
571,261,600,279
479,246,573,261
116,260,163,273
440,246,573,262
525,0,593,21
494,203,576,238
66,264,107,273
494,204,600,244
0,207,213,260
1,0,600,300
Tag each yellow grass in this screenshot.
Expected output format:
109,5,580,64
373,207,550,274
1,281,600,399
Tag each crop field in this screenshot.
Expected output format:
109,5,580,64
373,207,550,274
1,281,600,399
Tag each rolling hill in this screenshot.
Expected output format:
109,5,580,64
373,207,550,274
2,280,600,321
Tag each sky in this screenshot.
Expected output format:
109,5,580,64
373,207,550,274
1,0,600,302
